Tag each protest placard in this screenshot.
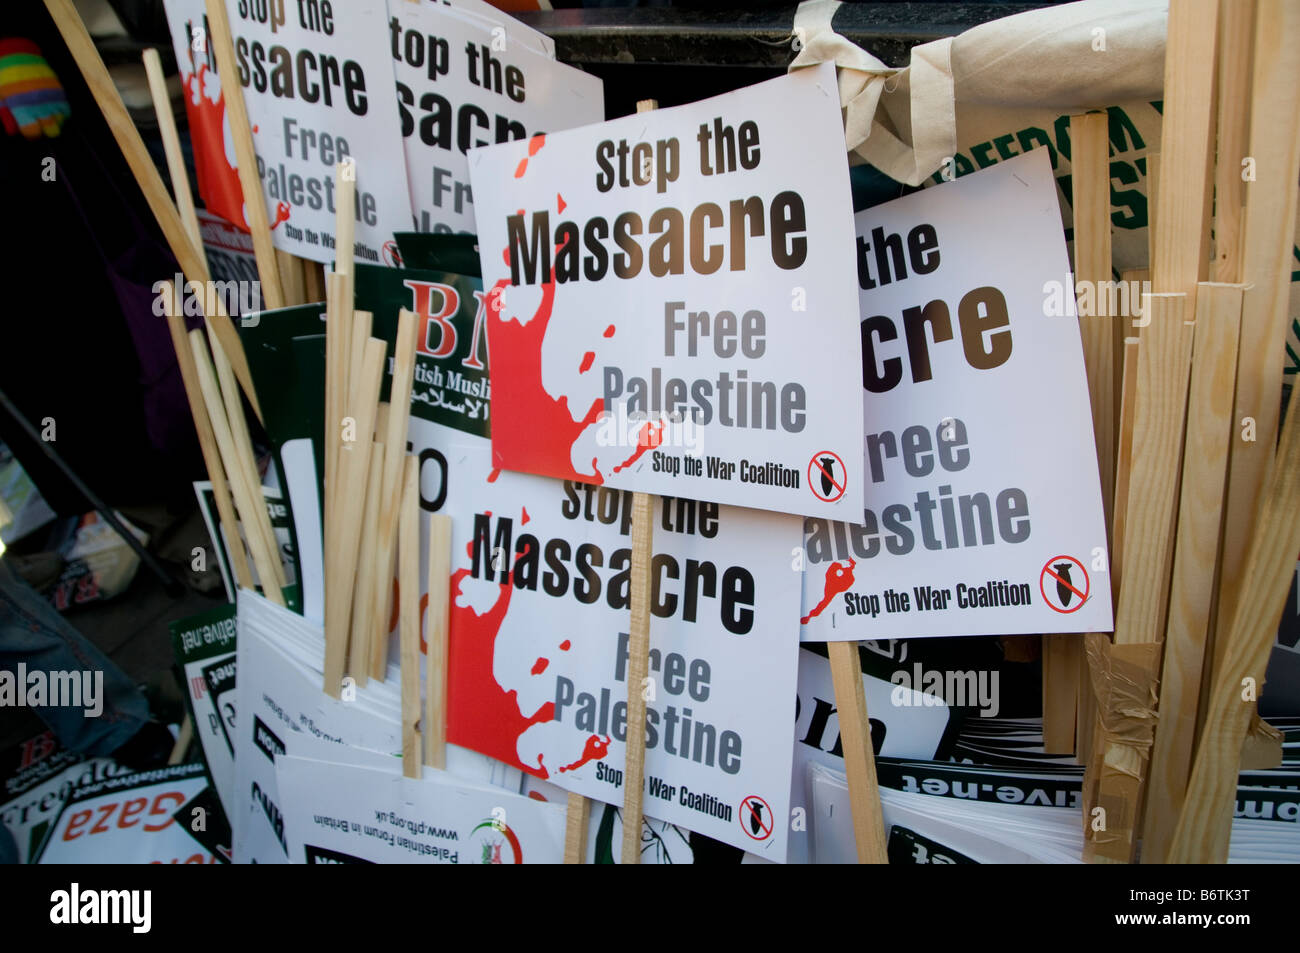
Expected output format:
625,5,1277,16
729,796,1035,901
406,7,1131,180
38,763,216,864
389,0,603,235
276,753,566,864
440,437,801,859
170,604,238,818
800,150,1113,640
469,63,864,519
221,0,412,263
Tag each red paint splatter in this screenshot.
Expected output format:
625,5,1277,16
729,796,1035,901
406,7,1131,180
559,640,571,651
486,267,603,483
531,657,549,675
487,468,501,483
613,422,665,474
251,124,258,134
521,506,531,525
269,201,291,230
445,568,554,779
527,791,547,802
557,193,567,214
603,325,616,338
514,158,529,178
801,558,857,624
558,734,611,773
529,134,545,156
465,541,474,559
578,351,595,374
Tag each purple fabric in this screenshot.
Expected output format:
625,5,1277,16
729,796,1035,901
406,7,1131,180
60,160,193,457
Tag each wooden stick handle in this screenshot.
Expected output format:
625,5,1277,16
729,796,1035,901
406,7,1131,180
189,332,284,607
399,455,423,778
827,640,888,863
424,513,452,769
563,792,591,864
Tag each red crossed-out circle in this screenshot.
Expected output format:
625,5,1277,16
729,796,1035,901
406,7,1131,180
808,450,847,503
1039,555,1090,613
740,794,774,841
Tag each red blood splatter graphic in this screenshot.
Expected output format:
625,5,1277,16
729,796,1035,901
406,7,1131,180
559,734,611,773
269,201,291,230
531,657,549,675
251,124,258,133
578,351,595,374
801,558,857,624
603,325,616,338
613,422,665,474
446,568,554,779
521,506,531,525
487,468,501,483
559,640,571,651
527,791,548,802
180,64,246,229
557,193,567,214
486,271,603,482
511,136,547,178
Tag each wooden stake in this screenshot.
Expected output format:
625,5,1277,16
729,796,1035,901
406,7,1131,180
324,271,348,527
423,513,452,770
1042,635,1078,754
1084,293,1193,863
323,339,386,697
1142,282,1243,863
371,309,420,680
563,792,591,864
202,0,285,312
1046,112,1112,757
303,259,326,303
828,640,888,863
141,49,197,246
399,455,422,779
277,250,307,307
43,0,260,418
1151,0,1220,304
189,332,285,608
1209,0,1300,688
1210,0,1256,283
348,440,385,687
622,489,654,865
619,98,661,865
1168,369,1300,862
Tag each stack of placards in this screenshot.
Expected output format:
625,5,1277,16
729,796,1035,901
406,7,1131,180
133,0,1121,868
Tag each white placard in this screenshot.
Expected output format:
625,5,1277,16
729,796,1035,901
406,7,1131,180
277,754,566,864
801,150,1114,639
440,438,802,859
223,0,412,264
389,0,603,235
469,63,865,520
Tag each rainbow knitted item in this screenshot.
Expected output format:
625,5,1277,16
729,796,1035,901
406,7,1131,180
0,38,70,139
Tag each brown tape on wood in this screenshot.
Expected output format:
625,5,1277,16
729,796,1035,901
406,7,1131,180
1083,638,1163,862
1086,640,1162,752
